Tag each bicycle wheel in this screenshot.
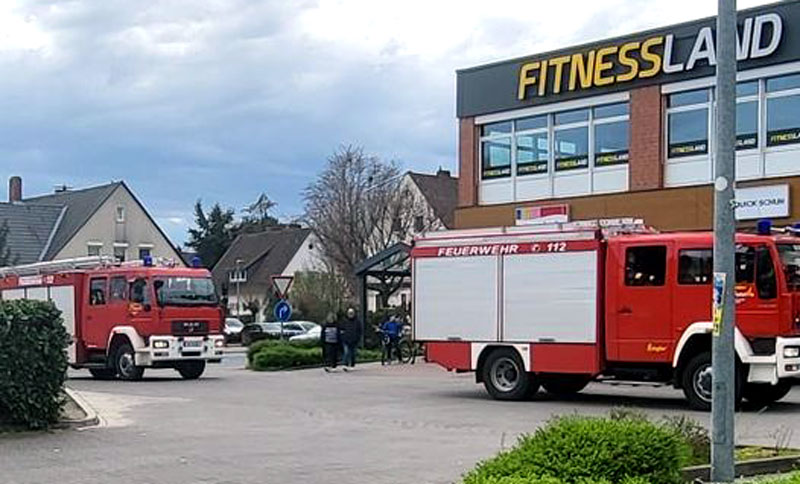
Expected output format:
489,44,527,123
399,340,414,364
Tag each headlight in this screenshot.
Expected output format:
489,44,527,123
153,340,169,349
214,339,224,348
784,346,800,358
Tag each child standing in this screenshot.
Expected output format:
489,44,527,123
321,312,340,371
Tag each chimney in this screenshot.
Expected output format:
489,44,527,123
9,176,21,203
436,168,451,178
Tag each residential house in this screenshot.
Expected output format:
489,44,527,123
0,176,183,266
367,168,458,311
211,227,322,321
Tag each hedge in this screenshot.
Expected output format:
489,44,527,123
463,414,690,484
0,300,69,430
248,340,381,371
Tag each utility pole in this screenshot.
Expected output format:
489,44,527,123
711,0,737,482
235,258,243,318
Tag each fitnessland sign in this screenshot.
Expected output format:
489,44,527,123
456,1,800,117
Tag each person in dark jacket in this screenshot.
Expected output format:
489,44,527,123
339,307,361,369
321,312,340,371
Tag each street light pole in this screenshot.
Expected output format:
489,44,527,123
711,0,737,482
235,258,243,319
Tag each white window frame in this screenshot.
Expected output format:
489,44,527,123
662,64,800,186
229,269,247,283
87,242,103,257
476,93,630,204
116,206,125,223
664,88,714,185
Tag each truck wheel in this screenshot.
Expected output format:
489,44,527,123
541,375,591,396
680,351,742,411
744,381,792,407
114,342,144,381
176,361,206,380
89,368,117,380
481,348,537,401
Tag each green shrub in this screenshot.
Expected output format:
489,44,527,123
251,344,320,370
464,415,689,484
0,300,69,430
660,415,709,466
249,340,382,371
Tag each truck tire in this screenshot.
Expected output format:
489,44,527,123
89,368,117,380
481,348,538,401
541,375,591,396
743,381,792,407
680,351,742,411
176,361,206,380
114,342,144,381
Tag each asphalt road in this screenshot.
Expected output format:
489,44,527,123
2,355,800,484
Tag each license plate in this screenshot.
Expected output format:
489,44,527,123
183,340,203,348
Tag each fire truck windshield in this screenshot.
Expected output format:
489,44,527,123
155,277,218,306
778,244,800,290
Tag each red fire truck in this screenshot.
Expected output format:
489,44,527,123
412,219,800,410
0,256,225,380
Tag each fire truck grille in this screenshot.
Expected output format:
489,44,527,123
172,321,209,336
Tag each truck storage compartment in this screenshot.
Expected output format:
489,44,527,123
503,251,598,343
414,255,498,341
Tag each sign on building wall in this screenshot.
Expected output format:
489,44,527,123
457,1,800,117
734,184,790,221
515,204,570,225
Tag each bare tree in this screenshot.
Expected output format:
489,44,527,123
303,145,434,303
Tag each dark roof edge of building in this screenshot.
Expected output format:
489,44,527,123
119,181,185,265
455,0,798,75
37,206,67,262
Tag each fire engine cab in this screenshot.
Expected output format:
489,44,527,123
0,256,225,380
412,219,800,410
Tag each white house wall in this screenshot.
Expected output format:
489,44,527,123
282,233,325,275
54,185,183,264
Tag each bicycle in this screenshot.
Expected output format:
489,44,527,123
378,328,419,365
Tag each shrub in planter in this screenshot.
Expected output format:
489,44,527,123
0,300,69,430
464,415,689,484
251,344,322,370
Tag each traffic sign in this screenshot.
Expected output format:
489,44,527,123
274,299,292,322
271,275,294,299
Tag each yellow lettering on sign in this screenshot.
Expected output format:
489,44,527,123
549,55,570,94
593,46,617,87
569,50,595,91
518,61,540,100
538,59,549,96
616,41,640,82
639,36,664,78
646,343,668,353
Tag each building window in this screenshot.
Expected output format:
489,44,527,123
478,98,629,204
138,247,151,260
114,246,126,262
766,73,800,147
667,88,710,158
554,109,589,172
87,244,102,257
593,102,630,167
736,81,759,151
116,206,125,223
480,121,512,179
515,115,548,176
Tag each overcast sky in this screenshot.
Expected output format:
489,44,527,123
0,0,772,245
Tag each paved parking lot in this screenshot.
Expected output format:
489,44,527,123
2,357,800,484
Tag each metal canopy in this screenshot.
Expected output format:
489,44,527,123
354,242,411,345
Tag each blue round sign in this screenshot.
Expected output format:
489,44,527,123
274,299,292,322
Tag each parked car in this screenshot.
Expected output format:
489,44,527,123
223,318,244,344
289,325,321,343
241,321,320,345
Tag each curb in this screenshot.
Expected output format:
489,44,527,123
56,388,100,429
682,455,800,482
